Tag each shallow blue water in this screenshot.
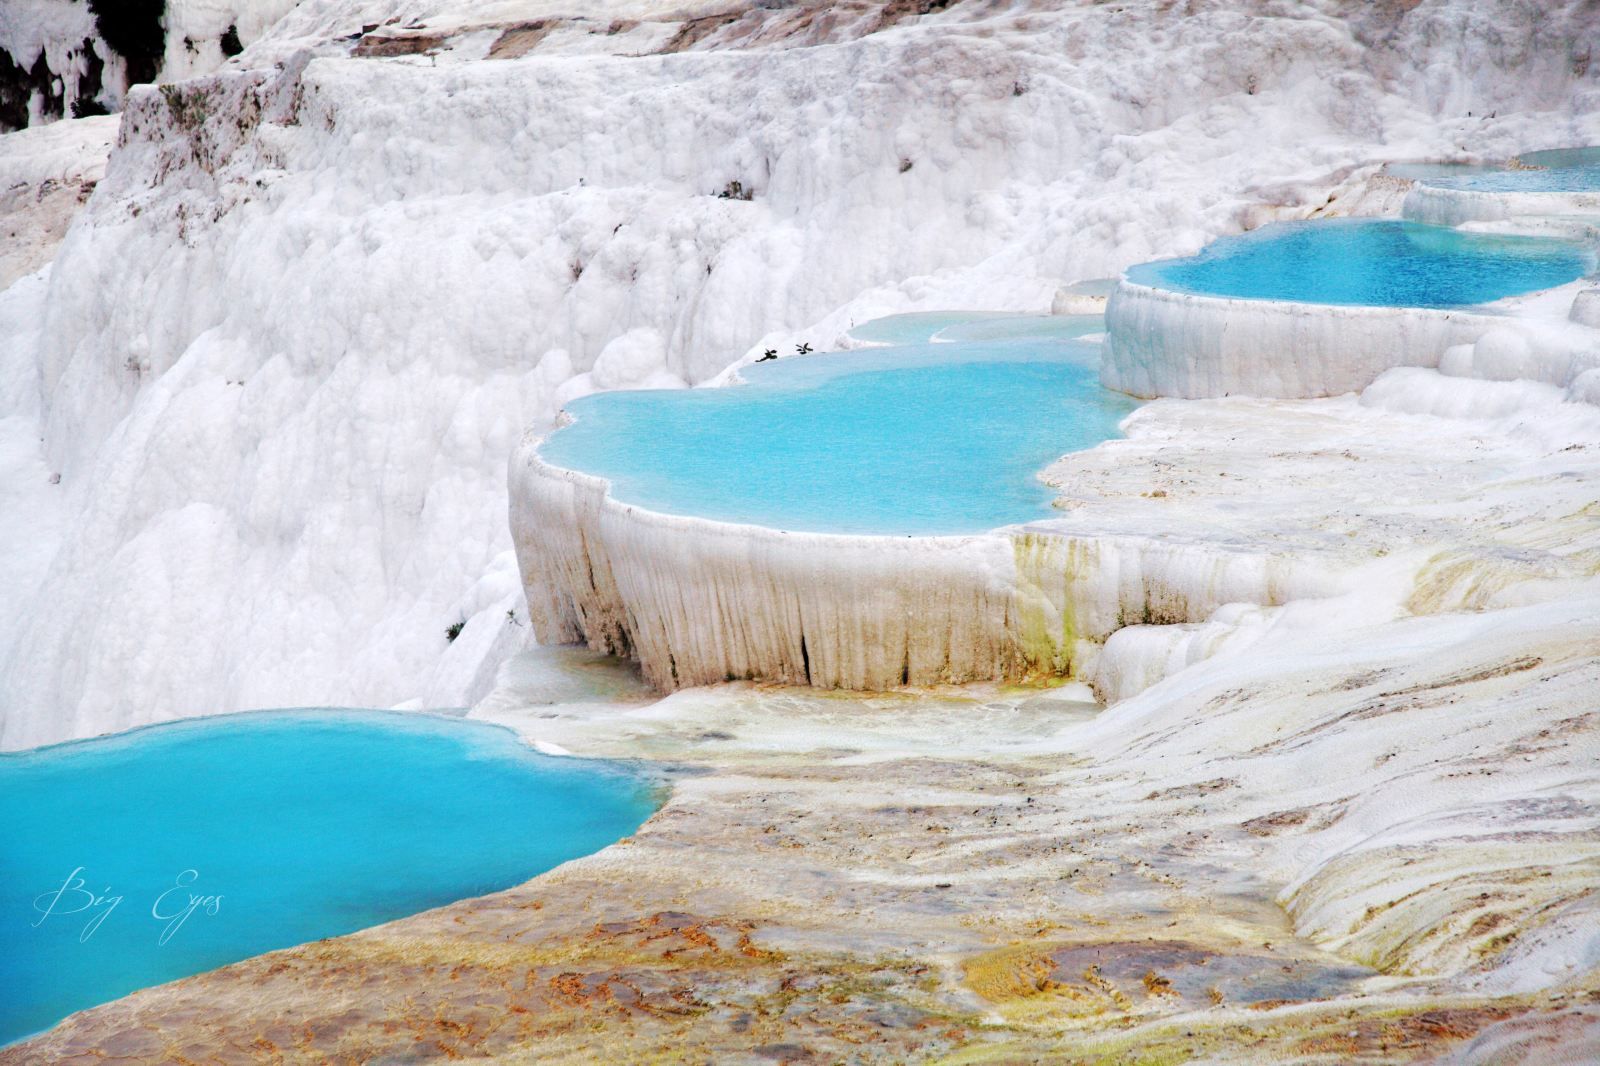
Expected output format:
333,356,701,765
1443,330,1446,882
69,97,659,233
1416,147,1600,192
1382,162,1503,184
845,311,1106,348
932,315,1104,344
1384,149,1600,192
1519,147,1600,169
540,337,1138,536
845,311,1014,346
0,710,658,1045
1421,164,1600,192
1127,220,1594,308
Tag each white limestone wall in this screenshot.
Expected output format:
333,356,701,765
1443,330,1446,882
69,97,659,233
511,442,1022,689
510,434,1339,692
11,0,1600,749
1101,280,1506,399
1403,184,1600,227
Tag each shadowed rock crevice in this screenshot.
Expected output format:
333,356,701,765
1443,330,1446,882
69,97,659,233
87,0,166,87
0,49,56,131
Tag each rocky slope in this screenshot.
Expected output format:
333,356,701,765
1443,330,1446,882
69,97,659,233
5,0,1600,748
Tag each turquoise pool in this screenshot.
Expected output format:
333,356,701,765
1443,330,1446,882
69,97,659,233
1417,146,1600,192
845,311,1014,347
845,311,1103,347
932,314,1104,344
1382,161,1504,184
539,333,1138,536
1126,220,1594,308
0,711,659,1045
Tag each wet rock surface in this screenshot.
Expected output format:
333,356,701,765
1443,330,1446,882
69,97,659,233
8,605,1597,1063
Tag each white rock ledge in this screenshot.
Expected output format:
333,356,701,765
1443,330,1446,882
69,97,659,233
1101,279,1509,399
510,431,1336,692
1403,184,1600,227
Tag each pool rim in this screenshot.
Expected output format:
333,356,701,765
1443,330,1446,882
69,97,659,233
533,338,1137,539
1120,217,1598,311
1,704,673,801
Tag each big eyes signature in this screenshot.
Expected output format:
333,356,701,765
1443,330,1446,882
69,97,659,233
32,868,222,944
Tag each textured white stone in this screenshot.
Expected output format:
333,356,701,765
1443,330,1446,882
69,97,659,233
0,0,301,127
1100,279,1502,399
1403,182,1600,227
1571,287,1600,328
6,0,1600,746
0,114,115,287
512,364,1600,698
510,435,1341,691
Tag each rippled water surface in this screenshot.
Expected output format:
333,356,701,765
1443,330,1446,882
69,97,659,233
541,327,1137,535
1127,220,1593,307
1,711,659,1045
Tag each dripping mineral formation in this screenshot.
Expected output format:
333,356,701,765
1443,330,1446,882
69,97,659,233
2,1,1598,1062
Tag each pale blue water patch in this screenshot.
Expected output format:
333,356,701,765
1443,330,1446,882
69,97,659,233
540,338,1138,536
1126,220,1594,308
849,311,1105,347
1382,161,1504,184
1416,147,1600,192
845,311,1015,346
1519,147,1600,170
0,710,660,1046
1057,278,1118,298
932,315,1104,343
1422,165,1600,193
488,644,654,706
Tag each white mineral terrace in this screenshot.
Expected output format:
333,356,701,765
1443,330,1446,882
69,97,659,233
512,438,1336,693
1404,183,1600,228
6,0,1600,1057
1098,278,1511,400
511,359,1600,700
517,177,1600,698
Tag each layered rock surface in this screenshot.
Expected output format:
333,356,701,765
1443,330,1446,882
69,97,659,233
516,365,1600,701
7,0,1600,747
2,3,1599,1058
8,566,1596,1063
